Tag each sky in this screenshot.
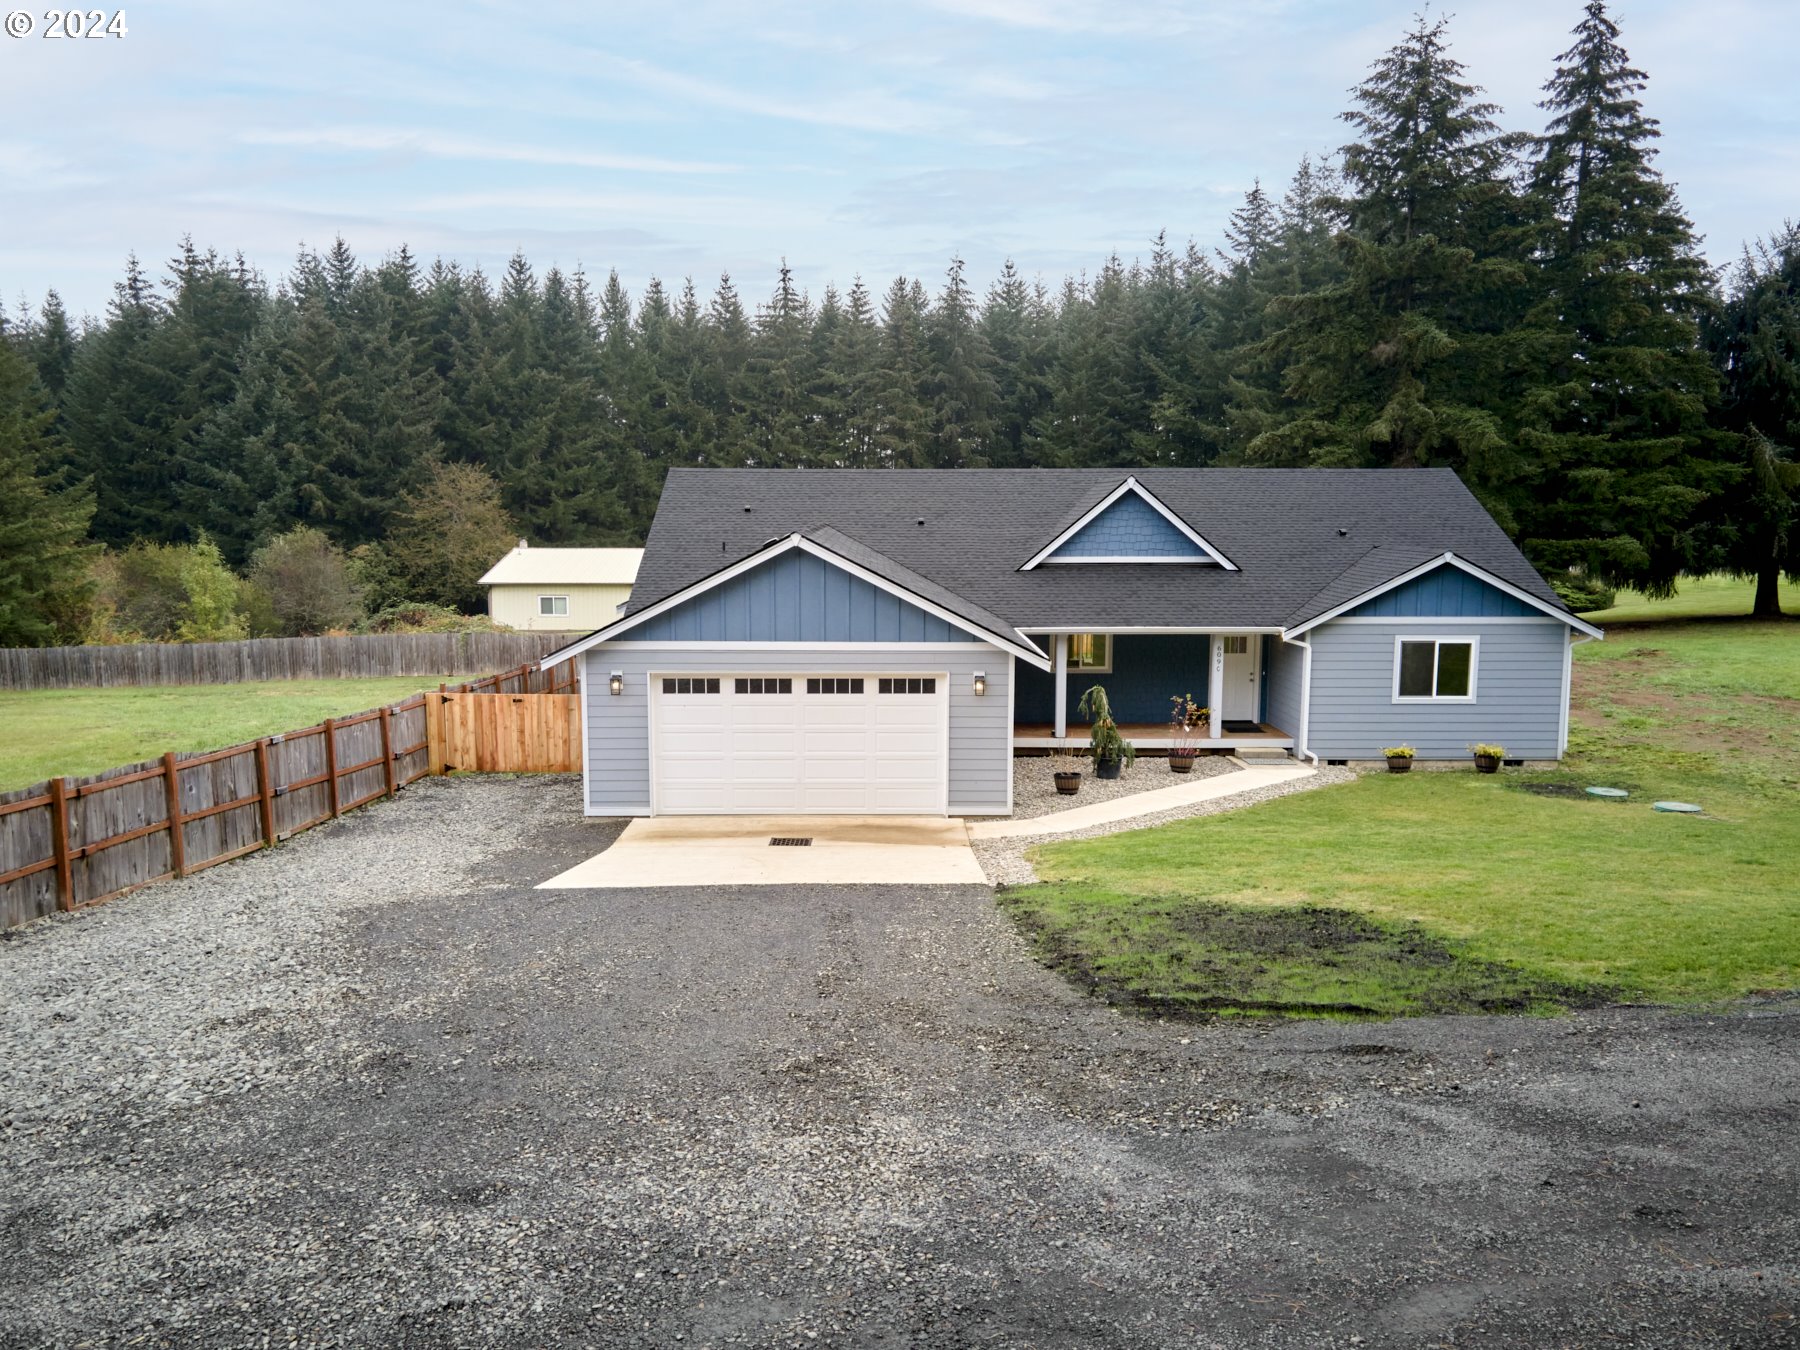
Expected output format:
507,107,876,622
2,0,1796,321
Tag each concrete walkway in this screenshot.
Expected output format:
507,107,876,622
539,814,988,889
966,763,1316,840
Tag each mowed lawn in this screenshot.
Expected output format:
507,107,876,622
1010,605,1800,1017
0,678,457,791
1582,572,1800,624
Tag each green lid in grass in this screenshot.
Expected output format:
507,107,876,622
1652,801,1703,814
1585,786,1629,798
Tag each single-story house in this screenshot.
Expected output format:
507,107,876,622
540,469,1603,817
480,542,643,632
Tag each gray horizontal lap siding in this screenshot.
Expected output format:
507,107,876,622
1305,620,1567,760
583,648,1011,816
1265,638,1304,740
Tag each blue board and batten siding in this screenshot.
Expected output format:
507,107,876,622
1013,633,1211,725
1347,566,1536,618
1050,492,1207,559
630,550,978,643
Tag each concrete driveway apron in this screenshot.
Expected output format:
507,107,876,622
538,815,988,888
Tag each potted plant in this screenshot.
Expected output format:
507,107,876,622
1469,742,1505,774
1051,747,1082,796
1382,745,1415,774
1168,693,1206,773
1078,684,1136,780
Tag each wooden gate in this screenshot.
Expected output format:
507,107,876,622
427,692,581,774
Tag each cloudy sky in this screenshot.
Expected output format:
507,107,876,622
3,0,1796,319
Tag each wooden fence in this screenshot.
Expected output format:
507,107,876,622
0,631,572,691
0,661,580,930
430,692,581,774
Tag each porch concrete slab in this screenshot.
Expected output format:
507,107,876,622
966,763,1316,840
538,815,988,889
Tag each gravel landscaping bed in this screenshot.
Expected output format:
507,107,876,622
3,774,1797,1349
976,763,1358,886
1006,750,1238,819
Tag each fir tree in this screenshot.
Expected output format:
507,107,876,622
0,340,95,644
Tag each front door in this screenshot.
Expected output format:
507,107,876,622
1217,636,1260,724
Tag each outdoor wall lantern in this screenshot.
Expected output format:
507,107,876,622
972,671,987,697
609,671,624,696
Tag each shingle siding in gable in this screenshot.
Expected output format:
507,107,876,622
1050,491,1207,559
628,549,979,643
1347,564,1537,619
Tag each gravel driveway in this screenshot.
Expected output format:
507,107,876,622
2,777,1796,1348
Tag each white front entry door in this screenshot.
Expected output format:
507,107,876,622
1217,636,1261,724
651,673,947,815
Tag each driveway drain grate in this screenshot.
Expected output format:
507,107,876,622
769,837,813,847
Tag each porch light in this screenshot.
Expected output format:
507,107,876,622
972,671,987,697
609,671,624,697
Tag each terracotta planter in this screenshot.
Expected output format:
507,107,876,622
1169,755,1195,774
1095,757,1123,781
1473,753,1501,774
1386,757,1413,774
1053,771,1082,796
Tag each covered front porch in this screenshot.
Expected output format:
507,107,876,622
1012,630,1297,753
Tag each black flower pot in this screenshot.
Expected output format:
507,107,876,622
1053,771,1082,796
1095,757,1123,781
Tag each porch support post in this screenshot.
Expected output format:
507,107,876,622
1053,634,1069,741
1209,634,1223,740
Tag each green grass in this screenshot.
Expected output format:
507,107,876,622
1583,573,1800,624
1008,617,1800,1018
0,677,456,791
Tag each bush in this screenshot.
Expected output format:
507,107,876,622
89,537,248,642
245,527,362,636
384,462,520,612
359,602,505,635
1549,571,1617,613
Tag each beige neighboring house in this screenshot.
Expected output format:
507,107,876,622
479,542,643,633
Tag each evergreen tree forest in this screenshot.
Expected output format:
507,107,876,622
3,2,1796,642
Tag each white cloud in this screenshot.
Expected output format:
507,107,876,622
236,127,736,176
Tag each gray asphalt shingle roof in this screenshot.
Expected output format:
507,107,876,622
625,468,1570,633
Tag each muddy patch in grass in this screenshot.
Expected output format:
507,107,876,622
1000,889,1611,1021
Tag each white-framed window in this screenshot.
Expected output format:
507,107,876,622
1392,636,1479,702
538,594,570,617
1067,633,1112,672
1220,635,1250,655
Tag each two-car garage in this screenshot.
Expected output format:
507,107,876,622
650,673,949,814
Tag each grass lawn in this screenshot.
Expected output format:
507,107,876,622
1006,610,1800,1019
1582,572,1800,624
0,677,457,792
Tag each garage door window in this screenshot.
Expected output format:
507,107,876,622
878,677,937,694
734,677,793,694
661,677,721,694
806,677,865,694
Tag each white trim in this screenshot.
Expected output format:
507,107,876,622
1559,632,1598,755
1017,626,1282,636
597,641,989,651
577,654,592,816
1329,616,1563,626
540,532,1051,671
538,593,571,617
1288,635,1318,767
1039,557,1222,566
1390,634,1481,703
1017,476,1239,572
1208,635,1223,739
1283,551,1605,640
1052,633,1069,739
1005,655,1016,818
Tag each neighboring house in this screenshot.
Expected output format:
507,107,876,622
541,469,1602,818
479,542,643,632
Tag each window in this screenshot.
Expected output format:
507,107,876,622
878,677,937,695
538,595,570,617
1393,638,1478,702
1221,635,1249,655
734,677,793,695
661,677,721,694
805,677,865,695
1066,633,1111,672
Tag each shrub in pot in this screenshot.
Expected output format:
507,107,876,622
1469,742,1505,774
1167,693,1206,773
1382,745,1415,774
1078,684,1136,780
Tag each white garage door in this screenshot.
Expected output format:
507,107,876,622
651,673,948,815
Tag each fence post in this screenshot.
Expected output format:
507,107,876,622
379,706,397,799
47,776,74,911
323,718,341,817
161,751,188,878
254,738,277,846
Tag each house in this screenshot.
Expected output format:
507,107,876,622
479,542,643,633
540,469,1602,817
